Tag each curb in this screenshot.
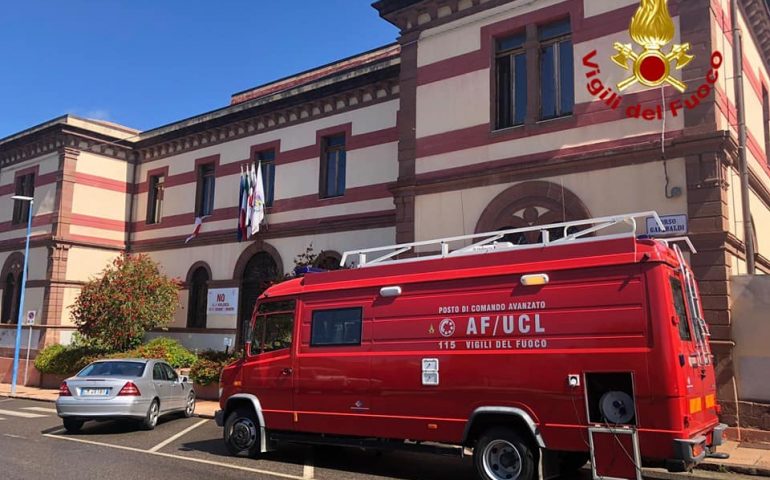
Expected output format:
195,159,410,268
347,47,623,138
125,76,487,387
697,461,770,477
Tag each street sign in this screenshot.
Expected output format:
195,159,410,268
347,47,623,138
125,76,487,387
223,337,233,347
26,310,36,325
646,214,688,236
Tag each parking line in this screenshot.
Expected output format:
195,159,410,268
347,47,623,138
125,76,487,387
0,408,46,418
43,433,308,480
22,406,58,414
303,452,314,480
148,419,207,452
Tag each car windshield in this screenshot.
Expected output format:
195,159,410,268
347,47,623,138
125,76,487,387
77,361,146,378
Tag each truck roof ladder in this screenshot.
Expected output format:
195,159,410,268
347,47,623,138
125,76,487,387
341,211,666,268
672,244,713,366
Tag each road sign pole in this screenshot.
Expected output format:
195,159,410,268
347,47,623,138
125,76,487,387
24,322,33,386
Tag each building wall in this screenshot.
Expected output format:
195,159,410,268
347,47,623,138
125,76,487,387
712,0,770,271
132,99,399,246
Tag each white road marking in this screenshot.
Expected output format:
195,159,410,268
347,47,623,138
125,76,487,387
0,408,46,418
43,433,308,480
303,453,314,479
22,406,57,414
3,433,25,439
148,419,207,452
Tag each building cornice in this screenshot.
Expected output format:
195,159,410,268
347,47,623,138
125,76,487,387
741,0,770,76
136,68,400,163
0,125,135,167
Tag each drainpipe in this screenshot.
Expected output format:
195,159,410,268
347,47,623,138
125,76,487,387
731,0,756,274
126,151,139,252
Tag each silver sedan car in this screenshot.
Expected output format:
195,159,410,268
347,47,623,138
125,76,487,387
55,359,195,432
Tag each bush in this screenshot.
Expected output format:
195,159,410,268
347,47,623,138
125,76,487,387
34,344,105,376
190,350,239,386
133,337,198,369
99,338,197,369
72,254,180,351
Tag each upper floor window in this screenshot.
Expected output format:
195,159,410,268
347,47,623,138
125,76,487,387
762,85,770,165
320,135,346,198
195,163,215,217
12,173,34,224
539,19,574,120
146,174,164,224
496,32,528,129
255,149,276,207
494,18,574,130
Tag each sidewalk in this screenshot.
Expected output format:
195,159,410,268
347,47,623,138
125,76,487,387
0,382,219,418
2,383,770,477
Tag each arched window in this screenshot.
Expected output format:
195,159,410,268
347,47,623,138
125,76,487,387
1,253,24,325
1,273,19,324
187,267,209,329
476,182,591,245
315,251,343,270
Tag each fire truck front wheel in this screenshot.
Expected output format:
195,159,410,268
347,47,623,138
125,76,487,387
224,407,261,458
474,427,536,480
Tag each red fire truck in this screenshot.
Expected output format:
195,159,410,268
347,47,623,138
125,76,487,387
216,212,727,480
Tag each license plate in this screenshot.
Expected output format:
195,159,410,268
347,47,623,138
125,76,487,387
81,388,109,396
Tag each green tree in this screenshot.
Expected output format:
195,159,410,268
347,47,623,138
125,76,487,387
72,254,180,352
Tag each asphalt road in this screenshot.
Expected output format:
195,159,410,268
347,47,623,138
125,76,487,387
0,396,747,480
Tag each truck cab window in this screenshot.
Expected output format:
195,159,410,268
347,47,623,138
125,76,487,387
251,300,296,354
669,277,692,341
311,307,362,346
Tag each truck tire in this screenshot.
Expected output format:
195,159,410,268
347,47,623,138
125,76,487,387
224,407,261,457
474,427,536,480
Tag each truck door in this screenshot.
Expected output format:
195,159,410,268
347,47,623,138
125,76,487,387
293,299,371,437
668,264,717,430
241,299,296,431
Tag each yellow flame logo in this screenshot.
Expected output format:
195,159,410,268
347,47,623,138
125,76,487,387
611,0,693,92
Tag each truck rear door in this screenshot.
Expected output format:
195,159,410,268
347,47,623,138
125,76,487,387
668,253,718,433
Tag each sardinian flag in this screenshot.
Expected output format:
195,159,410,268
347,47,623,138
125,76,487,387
251,160,265,234
185,216,204,244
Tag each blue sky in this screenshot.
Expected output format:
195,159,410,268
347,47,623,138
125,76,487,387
0,1,398,138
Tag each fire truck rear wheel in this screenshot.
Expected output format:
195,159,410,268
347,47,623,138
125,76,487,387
224,407,261,457
474,427,536,480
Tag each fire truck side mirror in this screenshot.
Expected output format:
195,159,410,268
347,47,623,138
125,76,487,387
245,341,252,357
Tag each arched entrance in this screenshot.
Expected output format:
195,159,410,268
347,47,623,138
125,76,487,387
476,181,592,244
1,252,24,324
234,244,282,345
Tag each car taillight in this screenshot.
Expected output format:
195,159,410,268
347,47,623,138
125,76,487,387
59,382,71,396
118,381,141,396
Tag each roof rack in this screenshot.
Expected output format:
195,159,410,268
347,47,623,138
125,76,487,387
341,211,666,268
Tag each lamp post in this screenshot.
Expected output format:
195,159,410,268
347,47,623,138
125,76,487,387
10,194,33,395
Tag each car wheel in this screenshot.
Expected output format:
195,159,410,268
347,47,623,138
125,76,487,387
183,392,196,418
474,427,536,480
63,418,84,433
224,407,261,457
142,399,160,430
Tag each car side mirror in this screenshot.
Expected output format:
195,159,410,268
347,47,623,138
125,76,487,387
179,375,189,383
